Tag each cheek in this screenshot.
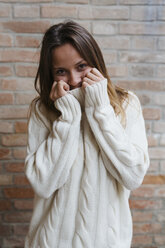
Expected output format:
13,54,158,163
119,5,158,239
54,75,68,83
81,67,92,78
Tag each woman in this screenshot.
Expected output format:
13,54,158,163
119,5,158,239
25,20,149,248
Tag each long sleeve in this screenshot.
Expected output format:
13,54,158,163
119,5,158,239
84,79,149,190
25,94,81,199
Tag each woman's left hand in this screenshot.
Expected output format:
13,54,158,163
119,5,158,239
82,68,105,89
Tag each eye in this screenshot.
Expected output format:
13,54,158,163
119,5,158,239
55,69,66,76
78,63,88,71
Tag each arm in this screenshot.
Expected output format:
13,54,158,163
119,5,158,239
25,94,81,199
84,79,150,190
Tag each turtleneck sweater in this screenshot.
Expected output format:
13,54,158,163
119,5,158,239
24,79,149,248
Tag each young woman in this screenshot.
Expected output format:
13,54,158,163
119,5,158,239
25,21,149,248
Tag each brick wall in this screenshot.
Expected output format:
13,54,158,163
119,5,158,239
0,0,165,247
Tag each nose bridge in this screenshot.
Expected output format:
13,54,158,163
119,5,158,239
69,70,81,85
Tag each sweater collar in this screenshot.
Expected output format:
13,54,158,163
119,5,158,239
68,87,85,110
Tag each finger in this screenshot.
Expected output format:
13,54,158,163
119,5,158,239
83,77,95,85
91,68,104,79
86,71,101,82
82,81,89,89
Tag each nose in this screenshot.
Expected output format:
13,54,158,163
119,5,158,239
69,71,82,87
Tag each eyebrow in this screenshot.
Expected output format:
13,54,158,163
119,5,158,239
53,59,86,69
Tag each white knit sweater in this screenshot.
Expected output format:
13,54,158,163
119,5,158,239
25,79,149,248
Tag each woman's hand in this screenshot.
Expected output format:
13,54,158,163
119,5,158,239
82,68,104,89
50,80,70,101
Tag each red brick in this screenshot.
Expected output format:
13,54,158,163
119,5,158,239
15,121,27,133
120,23,165,35
155,235,165,246
2,134,27,146
0,121,13,133
0,65,12,76
0,148,11,160
4,188,34,199
149,148,165,159
132,235,153,246
132,211,153,222
107,65,128,77
14,175,29,185
92,22,118,35
0,175,13,185
147,135,158,147
103,51,117,64
130,64,154,77
157,211,165,222
3,236,25,247
143,175,165,185
133,223,161,234
0,107,28,119
0,49,39,63
129,199,162,210
14,200,33,210
0,200,11,211
0,93,14,105
148,161,159,174
131,185,155,197
143,108,161,120
0,225,12,236
132,36,156,50
0,4,11,17
41,5,77,18
120,51,165,63
15,92,36,105
15,36,40,48
0,33,12,46
2,20,51,33
15,64,38,77
5,162,24,173
13,224,29,235
0,78,34,91
13,148,27,159
96,36,130,49
14,5,40,18
4,211,32,223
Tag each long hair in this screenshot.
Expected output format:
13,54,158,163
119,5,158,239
33,20,128,124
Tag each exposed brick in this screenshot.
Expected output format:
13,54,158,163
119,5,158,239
2,20,51,33
120,51,165,63
0,78,34,91
15,92,37,105
15,64,37,77
15,121,27,133
0,107,28,119
130,6,156,21
149,147,165,159
92,22,118,35
0,4,11,17
143,175,165,184
120,23,165,35
0,200,11,211
160,134,165,146
0,93,14,105
158,37,165,50
13,147,27,159
147,134,158,147
0,49,39,63
62,0,88,3
95,36,130,49
143,108,161,120
132,36,156,50
0,33,12,47
0,121,13,133
15,36,41,48
130,64,155,78
14,5,40,18
129,199,162,210
2,134,27,146
116,80,165,91
155,186,165,197
13,224,29,235
0,225,12,236
0,175,13,186
5,162,24,173
41,5,77,18
4,211,32,223
91,0,116,4
4,188,34,199
153,121,165,133
132,211,153,222
102,51,117,64
132,185,155,197
14,200,33,210
157,211,165,222
148,161,159,174
14,175,29,185
155,235,165,246
0,148,11,160
153,93,165,105
107,65,128,77
133,223,161,234
132,235,153,246
3,237,25,247
0,65,12,76
0,0,53,1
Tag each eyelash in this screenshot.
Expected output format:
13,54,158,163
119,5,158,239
55,63,88,76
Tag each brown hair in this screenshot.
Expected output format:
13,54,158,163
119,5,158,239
33,20,128,124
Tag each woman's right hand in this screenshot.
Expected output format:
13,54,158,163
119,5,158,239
49,80,70,101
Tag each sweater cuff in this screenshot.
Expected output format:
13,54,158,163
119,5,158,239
85,78,110,108
54,93,81,122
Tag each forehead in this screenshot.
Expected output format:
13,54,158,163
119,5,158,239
52,43,83,66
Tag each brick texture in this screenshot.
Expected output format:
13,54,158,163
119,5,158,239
0,1,164,247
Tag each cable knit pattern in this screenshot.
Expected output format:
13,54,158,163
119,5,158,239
25,79,149,248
